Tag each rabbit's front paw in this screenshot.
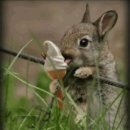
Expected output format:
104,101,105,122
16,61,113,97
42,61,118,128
74,67,93,79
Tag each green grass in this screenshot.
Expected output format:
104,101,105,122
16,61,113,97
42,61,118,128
3,39,126,130
3,69,84,130
3,69,126,130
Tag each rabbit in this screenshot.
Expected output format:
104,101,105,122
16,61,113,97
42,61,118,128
59,4,126,130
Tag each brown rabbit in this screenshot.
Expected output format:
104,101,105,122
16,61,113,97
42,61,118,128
60,4,125,130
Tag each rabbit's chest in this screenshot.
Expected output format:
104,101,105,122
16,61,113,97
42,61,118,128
66,79,93,103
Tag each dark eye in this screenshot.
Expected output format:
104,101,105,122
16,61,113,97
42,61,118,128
79,38,89,47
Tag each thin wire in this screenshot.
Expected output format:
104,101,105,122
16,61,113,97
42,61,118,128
0,47,128,91
0,47,44,65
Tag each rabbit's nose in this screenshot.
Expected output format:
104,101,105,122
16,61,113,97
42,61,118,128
62,47,80,58
61,48,80,64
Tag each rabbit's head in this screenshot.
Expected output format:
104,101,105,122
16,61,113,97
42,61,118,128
60,4,118,70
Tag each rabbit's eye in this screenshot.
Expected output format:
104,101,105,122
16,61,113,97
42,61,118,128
79,38,89,47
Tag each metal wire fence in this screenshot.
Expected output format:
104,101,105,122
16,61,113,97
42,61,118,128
0,47,128,91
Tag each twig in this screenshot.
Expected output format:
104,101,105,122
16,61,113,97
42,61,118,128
0,47,129,91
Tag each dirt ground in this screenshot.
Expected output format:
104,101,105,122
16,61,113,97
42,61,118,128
3,1,127,97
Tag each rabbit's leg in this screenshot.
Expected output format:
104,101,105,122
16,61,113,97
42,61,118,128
74,66,95,78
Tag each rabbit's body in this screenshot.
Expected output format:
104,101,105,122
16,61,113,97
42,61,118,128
60,4,125,129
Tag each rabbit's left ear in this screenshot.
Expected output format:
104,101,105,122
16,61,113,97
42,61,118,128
94,10,118,37
81,4,91,23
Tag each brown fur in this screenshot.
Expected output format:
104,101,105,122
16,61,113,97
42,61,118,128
60,4,125,129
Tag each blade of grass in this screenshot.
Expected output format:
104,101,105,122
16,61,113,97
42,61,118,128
30,32,43,51
115,113,126,130
5,69,54,97
46,126,56,130
91,90,124,129
65,90,85,115
18,108,33,130
33,90,48,106
112,90,126,130
6,39,32,74
25,60,30,98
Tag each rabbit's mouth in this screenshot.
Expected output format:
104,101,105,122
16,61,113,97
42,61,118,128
62,53,83,70
63,54,73,65
65,59,72,64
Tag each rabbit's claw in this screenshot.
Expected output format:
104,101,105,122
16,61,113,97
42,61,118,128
74,67,93,79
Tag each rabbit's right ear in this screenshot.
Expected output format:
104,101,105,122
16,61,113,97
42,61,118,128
93,10,118,38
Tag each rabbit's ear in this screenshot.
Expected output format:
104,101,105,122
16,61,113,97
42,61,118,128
81,4,91,23
94,10,118,37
